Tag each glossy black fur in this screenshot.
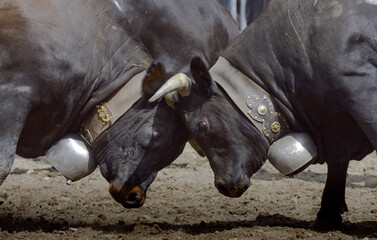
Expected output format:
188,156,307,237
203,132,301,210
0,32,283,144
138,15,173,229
117,0,239,79
0,0,238,208
0,0,150,183
176,0,377,227
98,0,239,207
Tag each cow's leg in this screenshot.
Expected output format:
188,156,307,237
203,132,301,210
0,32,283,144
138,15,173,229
0,87,32,186
312,161,349,229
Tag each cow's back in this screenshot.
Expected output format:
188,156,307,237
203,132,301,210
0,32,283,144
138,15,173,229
223,0,377,163
309,0,377,153
117,0,239,78
0,0,151,157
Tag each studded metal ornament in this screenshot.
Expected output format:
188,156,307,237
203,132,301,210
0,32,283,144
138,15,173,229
96,103,112,126
209,57,291,144
247,95,289,143
271,122,281,133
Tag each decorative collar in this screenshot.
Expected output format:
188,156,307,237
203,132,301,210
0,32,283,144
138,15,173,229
209,57,289,143
80,70,146,145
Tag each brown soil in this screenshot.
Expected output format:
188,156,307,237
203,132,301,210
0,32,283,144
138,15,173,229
0,146,377,239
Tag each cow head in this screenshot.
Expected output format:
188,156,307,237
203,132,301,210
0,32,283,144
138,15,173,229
93,62,189,208
150,57,270,198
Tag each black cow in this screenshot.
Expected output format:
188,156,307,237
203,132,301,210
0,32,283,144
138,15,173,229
104,0,239,207
0,0,238,209
0,0,181,208
152,0,377,227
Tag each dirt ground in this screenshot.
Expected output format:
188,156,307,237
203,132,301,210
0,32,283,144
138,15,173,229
0,145,377,240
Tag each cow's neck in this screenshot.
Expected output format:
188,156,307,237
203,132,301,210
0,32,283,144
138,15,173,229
221,4,313,132
80,69,147,145
78,42,151,144
70,7,153,133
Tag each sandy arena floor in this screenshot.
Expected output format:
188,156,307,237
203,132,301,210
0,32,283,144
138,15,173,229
0,146,377,239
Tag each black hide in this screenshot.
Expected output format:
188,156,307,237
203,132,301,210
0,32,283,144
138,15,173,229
180,0,376,227
0,0,239,208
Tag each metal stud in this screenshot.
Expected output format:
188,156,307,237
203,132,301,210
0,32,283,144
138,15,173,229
257,105,267,116
271,122,281,133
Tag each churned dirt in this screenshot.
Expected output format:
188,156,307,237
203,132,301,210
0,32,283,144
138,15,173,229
0,146,377,239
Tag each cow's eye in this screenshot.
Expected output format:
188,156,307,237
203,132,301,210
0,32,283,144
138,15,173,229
197,121,208,132
152,131,161,142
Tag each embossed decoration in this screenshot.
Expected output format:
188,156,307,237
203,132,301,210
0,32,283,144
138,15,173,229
257,105,267,116
246,95,272,124
96,103,112,126
271,122,281,133
247,95,289,143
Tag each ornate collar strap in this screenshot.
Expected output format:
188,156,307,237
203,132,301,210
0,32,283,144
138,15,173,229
210,57,317,176
209,57,289,143
81,70,146,145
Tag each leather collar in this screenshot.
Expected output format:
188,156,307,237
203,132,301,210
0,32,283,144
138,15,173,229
80,70,146,145
209,57,289,143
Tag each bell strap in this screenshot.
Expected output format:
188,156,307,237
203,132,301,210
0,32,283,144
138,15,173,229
209,57,289,143
81,70,146,145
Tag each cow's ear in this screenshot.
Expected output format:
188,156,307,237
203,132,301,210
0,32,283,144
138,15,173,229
142,61,166,99
190,56,214,98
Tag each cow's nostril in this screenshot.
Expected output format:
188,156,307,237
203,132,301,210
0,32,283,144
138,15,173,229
217,185,229,195
127,191,140,203
109,184,146,208
124,186,146,208
215,176,250,198
215,181,229,196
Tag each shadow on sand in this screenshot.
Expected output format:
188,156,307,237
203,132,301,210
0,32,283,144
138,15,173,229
1,213,377,238
252,168,377,189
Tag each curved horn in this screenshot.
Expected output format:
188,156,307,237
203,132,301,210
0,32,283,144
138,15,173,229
149,73,192,102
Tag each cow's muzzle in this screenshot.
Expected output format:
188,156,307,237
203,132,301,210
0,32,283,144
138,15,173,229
214,174,250,198
109,183,146,208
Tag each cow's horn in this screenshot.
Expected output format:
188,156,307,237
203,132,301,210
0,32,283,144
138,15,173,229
149,73,192,102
